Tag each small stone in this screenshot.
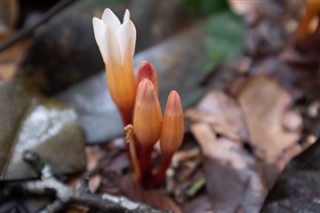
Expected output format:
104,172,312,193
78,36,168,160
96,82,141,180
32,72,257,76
0,81,86,180
261,139,320,212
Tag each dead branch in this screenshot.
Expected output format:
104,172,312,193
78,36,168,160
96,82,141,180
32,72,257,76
0,151,168,213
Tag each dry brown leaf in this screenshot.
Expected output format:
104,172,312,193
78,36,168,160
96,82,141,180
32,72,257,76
238,76,301,164
171,148,201,168
186,109,242,142
186,91,249,143
190,123,267,213
189,123,216,157
175,156,202,183
85,146,104,172
88,174,101,193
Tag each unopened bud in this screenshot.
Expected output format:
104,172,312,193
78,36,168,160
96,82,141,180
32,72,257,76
136,61,159,95
160,91,184,157
133,79,162,150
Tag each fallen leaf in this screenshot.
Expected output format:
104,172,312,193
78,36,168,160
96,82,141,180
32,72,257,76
250,57,299,97
171,148,201,168
190,123,267,213
85,146,104,172
186,90,249,143
238,76,300,164
88,174,101,193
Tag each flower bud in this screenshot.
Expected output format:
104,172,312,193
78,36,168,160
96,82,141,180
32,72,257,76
160,91,184,156
133,79,162,150
136,61,159,95
297,0,320,41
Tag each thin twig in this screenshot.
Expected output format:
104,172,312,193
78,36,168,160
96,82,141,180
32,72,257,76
9,150,166,213
0,0,76,52
1,177,165,213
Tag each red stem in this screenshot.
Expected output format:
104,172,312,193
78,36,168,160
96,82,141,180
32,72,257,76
120,109,132,126
139,147,153,186
152,153,173,186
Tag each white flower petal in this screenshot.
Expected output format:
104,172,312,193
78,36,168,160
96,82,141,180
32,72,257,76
102,8,121,33
105,25,121,65
117,20,136,64
123,9,130,23
92,17,107,63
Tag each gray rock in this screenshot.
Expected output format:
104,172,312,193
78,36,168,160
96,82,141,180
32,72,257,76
0,81,33,172
16,0,195,95
56,25,207,143
261,139,320,213
0,81,86,180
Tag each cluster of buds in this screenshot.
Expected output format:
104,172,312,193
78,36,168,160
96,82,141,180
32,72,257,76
93,8,184,186
297,0,320,41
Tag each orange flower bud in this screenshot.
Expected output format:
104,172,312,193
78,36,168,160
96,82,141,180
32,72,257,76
160,90,184,156
297,0,320,41
133,79,162,150
136,61,159,95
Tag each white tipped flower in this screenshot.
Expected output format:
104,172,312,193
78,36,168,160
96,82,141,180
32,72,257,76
93,8,136,64
92,9,137,125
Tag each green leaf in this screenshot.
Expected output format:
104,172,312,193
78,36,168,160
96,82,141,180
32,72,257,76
203,11,245,73
181,0,229,15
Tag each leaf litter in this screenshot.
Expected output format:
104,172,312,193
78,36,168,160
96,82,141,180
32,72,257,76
69,0,319,211
65,1,320,212
2,0,320,212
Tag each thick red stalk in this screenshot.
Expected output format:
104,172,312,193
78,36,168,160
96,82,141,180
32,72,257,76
120,108,133,126
152,153,173,186
138,148,153,185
